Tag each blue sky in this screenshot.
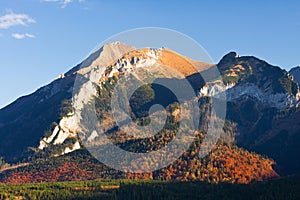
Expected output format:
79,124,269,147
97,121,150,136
0,0,300,108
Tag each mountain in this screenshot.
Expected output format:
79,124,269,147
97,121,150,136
214,52,300,174
0,42,299,183
0,42,213,163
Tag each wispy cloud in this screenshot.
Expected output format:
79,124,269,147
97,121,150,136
11,33,36,40
0,11,35,29
41,0,85,8
62,0,72,8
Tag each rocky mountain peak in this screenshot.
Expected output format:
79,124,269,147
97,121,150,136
215,52,300,109
217,51,239,70
290,66,300,86
65,41,136,77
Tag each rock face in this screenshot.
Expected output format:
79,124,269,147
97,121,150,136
201,52,299,110
290,66,300,86
218,52,299,108
37,42,136,156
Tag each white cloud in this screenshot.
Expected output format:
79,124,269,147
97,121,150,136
0,11,35,29
62,0,72,8
24,33,35,38
11,33,36,40
41,0,84,8
11,33,25,39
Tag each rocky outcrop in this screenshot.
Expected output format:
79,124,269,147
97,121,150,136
217,52,299,109
38,42,136,156
290,66,300,86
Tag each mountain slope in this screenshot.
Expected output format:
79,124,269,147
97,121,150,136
0,76,74,162
0,42,135,163
252,108,300,175
0,141,278,184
